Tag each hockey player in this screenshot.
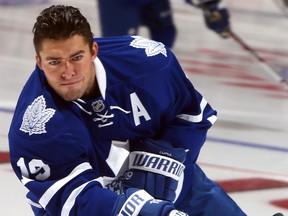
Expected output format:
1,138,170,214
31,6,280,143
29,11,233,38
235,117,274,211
8,5,246,216
97,0,230,48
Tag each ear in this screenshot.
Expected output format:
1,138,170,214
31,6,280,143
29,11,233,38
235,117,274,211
35,53,43,70
91,42,98,61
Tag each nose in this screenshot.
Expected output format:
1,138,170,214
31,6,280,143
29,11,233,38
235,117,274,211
62,61,75,79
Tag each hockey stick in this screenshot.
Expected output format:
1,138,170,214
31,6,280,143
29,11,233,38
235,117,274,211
230,31,288,86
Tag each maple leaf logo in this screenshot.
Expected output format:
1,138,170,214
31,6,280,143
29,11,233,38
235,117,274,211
130,36,167,57
20,95,56,136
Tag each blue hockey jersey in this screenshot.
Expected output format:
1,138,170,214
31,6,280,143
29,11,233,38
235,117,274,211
9,36,217,215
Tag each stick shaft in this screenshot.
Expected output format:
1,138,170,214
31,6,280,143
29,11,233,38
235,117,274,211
230,31,285,83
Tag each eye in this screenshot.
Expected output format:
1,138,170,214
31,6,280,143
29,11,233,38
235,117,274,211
71,55,83,61
49,60,60,65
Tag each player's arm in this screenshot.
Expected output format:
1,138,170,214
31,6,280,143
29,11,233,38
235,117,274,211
141,47,217,206
14,158,188,216
150,49,217,165
9,126,186,216
186,0,231,38
160,87,217,164
10,151,117,215
11,144,188,216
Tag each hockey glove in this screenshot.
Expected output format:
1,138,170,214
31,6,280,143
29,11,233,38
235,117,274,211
112,188,188,216
120,139,186,202
186,0,231,38
202,3,230,38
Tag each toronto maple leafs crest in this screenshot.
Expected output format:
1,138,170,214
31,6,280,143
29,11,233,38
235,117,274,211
130,36,167,57
20,95,56,135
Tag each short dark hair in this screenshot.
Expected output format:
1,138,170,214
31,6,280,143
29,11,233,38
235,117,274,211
32,5,94,54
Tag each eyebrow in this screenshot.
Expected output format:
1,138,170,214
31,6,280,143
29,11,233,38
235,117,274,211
45,50,86,61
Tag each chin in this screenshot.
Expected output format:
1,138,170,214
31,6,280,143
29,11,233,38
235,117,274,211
60,92,83,101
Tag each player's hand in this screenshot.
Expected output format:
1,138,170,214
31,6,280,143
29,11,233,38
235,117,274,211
120,139,187,202
202,4,231,38
185,0,231,38
112,188,188,216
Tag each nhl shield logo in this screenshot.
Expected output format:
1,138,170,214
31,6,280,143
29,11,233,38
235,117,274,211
92,100,105,112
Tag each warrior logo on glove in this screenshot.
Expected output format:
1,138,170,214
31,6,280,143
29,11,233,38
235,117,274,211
129,151,185,180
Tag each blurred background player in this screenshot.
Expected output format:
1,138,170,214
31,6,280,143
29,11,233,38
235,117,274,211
97,0,231,48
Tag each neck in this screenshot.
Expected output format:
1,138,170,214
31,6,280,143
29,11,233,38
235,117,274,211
82,64,101,100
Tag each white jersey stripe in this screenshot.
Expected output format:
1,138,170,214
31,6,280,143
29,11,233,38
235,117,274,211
61,177,104,216
39,162,92,208
176,98,208,123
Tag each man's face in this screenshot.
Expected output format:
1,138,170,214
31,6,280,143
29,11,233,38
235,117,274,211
36,35,98,101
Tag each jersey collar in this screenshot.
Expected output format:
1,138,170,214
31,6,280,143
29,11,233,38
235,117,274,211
94,57,107,99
